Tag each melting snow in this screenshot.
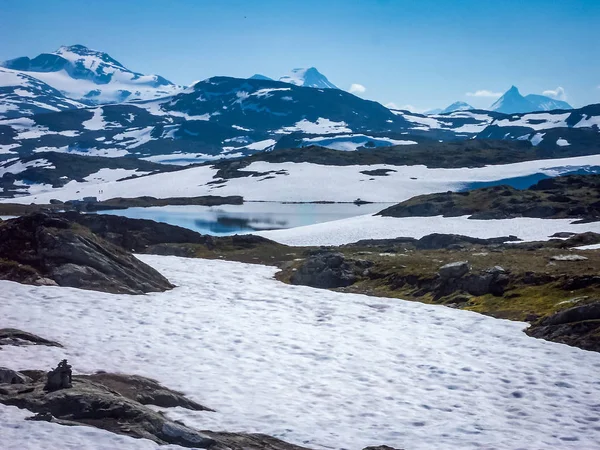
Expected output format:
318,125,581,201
530,133,545,146
82,107,107,131
276,118,352,135
1,255,600,450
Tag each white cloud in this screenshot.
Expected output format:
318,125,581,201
466,90,503,98
542,86,567,101
349,83,366,94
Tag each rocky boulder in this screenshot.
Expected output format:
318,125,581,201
438,261,470,279
0,328,62,348
526,301,600,352
0,213,173,294
0,368,31,385
291,250,371,288
435,264,510,298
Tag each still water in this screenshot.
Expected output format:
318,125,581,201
97,202,389,236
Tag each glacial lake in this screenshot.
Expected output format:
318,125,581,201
95,202,391,236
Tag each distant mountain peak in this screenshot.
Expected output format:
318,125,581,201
490,86,535,114
55,44,91,53
440,101,474,114
491,86,573,113
249,74,274,81
279,67,338,89
0,44,181,105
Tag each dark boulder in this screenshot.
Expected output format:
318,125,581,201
59,211,208,252
461,267,510,296
0,213,173,294
0,328,62,348
291,250,370,288
526,301,600,352
0,368,31,385
438,261,470,279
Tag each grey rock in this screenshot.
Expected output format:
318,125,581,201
0,213,174,294
0,368,31,385
527,301,600,352
438,261,470,279
291,251,358,288
0,328,62,348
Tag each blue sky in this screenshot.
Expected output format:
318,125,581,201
2,0,599,110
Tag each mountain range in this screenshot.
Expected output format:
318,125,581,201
490,86,573,114
0,44,596,167
428,87,573,116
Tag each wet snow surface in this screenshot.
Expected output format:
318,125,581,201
2,255,600,450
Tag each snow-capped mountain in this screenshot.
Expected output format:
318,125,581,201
0,67,85,119
525,94,573,112
490,86,537,114
1,45,183,105
440,101,474,114
491,86,573,114
278,68,338,89
0,76,411,162
477,103,600,151
2,72,597,165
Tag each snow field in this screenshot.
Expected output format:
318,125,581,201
2,255,600,449
257,214,600,246
5,154,600,205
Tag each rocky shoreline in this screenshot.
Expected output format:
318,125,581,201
378,174,600,222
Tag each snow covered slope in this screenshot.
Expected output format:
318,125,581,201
279,67,338,89
258,214,600,246
525,94,573,111
5,153,600,203
1,45,183,105
2,254,600,450
0,68,85,119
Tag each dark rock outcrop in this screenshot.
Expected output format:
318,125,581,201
526,301,600,352
59,211,209,252
0,369,312,450
0,328,62,348
363,446,404,450
0,213,173,294
378,174,600,221
438,261,470,279
345,233,521,251
290,250,373,289
0,368,31,385
435,264,510,298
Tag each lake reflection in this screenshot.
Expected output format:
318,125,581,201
97,202,389,236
